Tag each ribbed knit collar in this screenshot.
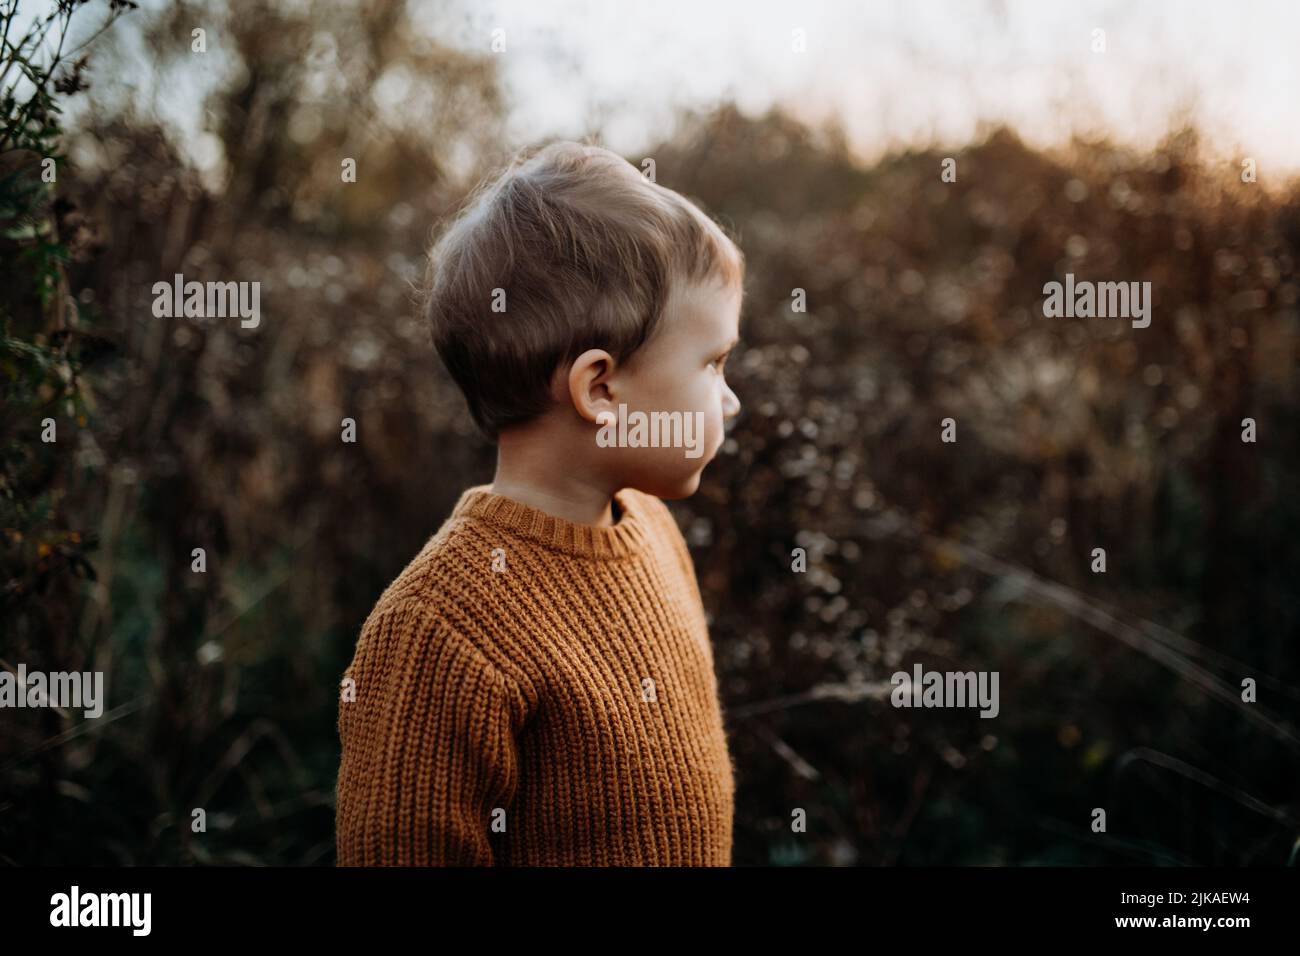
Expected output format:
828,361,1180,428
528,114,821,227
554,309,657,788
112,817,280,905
450,485,654,560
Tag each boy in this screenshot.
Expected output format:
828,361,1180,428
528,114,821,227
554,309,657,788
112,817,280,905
334,141,744,866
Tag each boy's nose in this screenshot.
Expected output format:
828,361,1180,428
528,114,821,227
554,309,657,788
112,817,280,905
722,382,741,420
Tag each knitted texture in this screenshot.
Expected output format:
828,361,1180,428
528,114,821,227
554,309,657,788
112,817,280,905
335,485,736,865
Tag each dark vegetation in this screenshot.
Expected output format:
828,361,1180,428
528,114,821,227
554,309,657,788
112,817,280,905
3,0,1297,864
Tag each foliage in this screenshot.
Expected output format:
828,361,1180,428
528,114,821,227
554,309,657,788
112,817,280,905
2,0,1296,866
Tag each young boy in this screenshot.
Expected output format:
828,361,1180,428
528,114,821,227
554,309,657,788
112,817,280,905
334,141,744,866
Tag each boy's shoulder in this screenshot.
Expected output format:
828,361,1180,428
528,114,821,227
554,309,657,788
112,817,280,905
361,494,483,624
357,484,700,640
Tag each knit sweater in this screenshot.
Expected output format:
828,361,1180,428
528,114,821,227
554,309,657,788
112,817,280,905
334,484,736,866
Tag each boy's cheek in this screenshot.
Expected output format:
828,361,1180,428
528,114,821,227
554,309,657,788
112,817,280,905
706,407,727,456
619,448,707,500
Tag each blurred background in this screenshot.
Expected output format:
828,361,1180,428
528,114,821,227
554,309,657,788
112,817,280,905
2,0,1297,866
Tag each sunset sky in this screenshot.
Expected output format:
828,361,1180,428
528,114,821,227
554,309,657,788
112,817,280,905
418,0,1300,176
56,0,1300,185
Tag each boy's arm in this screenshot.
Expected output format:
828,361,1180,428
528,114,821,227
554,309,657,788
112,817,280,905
336,605,522,866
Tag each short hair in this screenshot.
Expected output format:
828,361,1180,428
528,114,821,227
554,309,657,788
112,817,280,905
421,141,744,439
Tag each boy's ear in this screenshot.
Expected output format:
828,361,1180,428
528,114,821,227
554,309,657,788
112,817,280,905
566,348,617,425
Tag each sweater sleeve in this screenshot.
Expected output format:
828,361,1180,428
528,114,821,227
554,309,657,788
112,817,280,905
335,603,522,866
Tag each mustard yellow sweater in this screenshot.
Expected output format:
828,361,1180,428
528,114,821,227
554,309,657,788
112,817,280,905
334,485,736,865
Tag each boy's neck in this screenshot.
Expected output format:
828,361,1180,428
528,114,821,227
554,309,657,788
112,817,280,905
490,425,618,528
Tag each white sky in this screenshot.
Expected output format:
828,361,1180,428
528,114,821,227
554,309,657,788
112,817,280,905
415,0,1300,176
40,0,1300,181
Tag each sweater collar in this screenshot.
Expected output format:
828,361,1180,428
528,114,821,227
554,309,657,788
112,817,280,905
450,485,654,560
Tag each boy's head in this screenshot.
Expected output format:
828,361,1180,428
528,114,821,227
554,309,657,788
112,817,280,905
422,141,744,499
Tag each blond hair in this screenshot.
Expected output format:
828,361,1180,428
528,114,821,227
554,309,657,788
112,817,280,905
421,141,744,439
